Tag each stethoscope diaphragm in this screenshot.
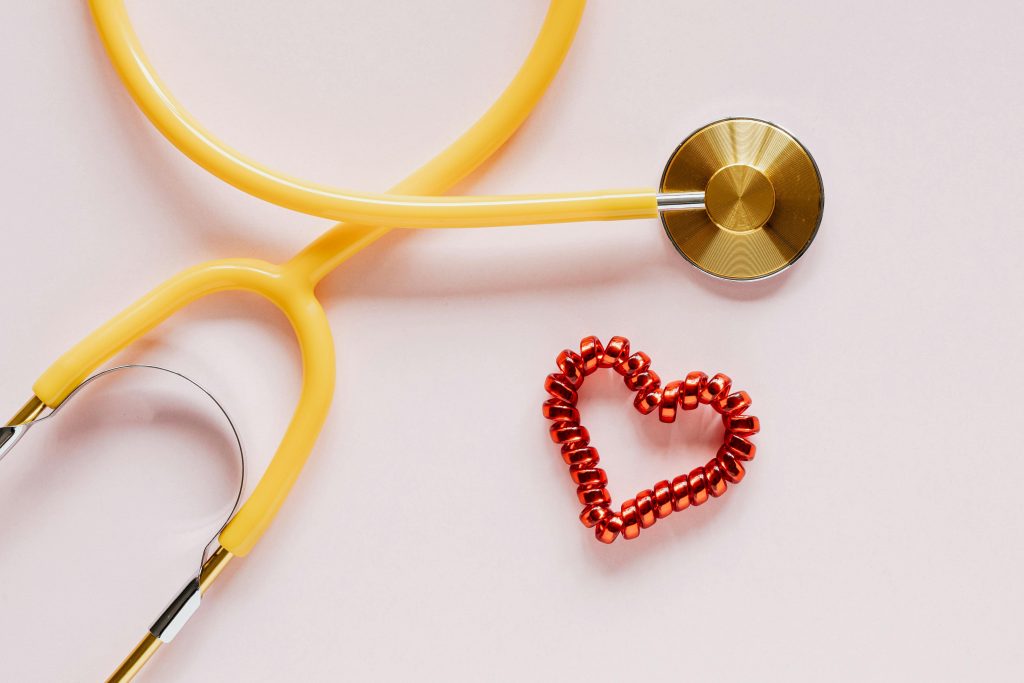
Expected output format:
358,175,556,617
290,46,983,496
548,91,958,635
659,118,824,281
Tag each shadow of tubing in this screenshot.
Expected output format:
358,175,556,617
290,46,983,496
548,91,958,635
32,258,334,557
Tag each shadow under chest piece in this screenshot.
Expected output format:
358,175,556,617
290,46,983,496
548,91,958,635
542,336,760,543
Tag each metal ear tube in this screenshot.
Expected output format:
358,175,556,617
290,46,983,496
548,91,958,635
1,366,245,682
7,396,46,426
108,547,235,682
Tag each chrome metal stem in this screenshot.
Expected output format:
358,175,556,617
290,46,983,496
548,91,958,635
656,191,705,211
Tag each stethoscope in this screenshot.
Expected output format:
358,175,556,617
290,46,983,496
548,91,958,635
3,1,824,680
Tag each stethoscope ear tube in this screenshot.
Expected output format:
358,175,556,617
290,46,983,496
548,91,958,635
3,365,245,681
1,366,245,668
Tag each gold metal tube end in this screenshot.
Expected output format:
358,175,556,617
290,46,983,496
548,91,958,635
7,396,45,427
105,632,162,683
199,545,234,594
104,547,235,682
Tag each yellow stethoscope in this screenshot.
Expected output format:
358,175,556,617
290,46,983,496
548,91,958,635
2,1,824,679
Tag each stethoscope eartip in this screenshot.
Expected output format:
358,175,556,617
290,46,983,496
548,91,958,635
659,118,824,281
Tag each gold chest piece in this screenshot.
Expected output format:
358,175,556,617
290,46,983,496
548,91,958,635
660,118,824,281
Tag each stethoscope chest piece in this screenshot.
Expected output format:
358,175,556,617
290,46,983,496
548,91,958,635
660,118,824,280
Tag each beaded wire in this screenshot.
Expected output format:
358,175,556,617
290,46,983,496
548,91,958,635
542,336,759,543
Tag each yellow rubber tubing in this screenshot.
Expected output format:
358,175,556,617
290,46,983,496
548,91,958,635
289,0,599,284
88,0,658,228
34,261,335,556
36,1,589,556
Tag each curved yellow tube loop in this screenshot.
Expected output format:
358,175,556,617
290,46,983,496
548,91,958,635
88,0,657,228
37,1,589,557
289,0,596,284
33,261,334,556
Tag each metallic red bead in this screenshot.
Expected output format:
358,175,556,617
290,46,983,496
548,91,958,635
578,486,612,506
705,461,727,497
542,398,579,423
681,371,707,410
580,504,611,529
653,480,674,518
570,465,607,487
579,336,605,375
621,499,641,540
723,433,756,461
625,369,660,393
716,445,746,483
714,390,752,416
700,373,732,405
688,467,709,506
615,351,651,377
561,445,599,467
635,489,657,528
633,388,662,415
576,481,607,495
724,414,760,436
671,475,691,511
599,336,630,368
549,422,589,446
659,380,681,423
595,514,624,543
557,349,586,388
544,373,578,404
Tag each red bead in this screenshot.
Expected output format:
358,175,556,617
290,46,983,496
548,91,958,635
579,336,605,375
595,514,623,543
615,351,651,377
625,369,660,393
723,433,756,461
700,373,731,404
705,461,727,497
570,465,607,487
659,381,681,423
576,481,607,495
716,446,746,483
653,480,673,518
636,489,657,528
542,398,579,423
621,499,641,540
599,336,630,368
681,371,707,410
549,422,589,446
688,467,709,506
544,373,578,404
561,445,599,467
724,414,760,436
580,504,611,529
714,390,752,416
671,475,690,511
557,349,586,388
578,486,612,506
633,388,662,414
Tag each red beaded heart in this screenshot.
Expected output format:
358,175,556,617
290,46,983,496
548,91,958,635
542,336,760,544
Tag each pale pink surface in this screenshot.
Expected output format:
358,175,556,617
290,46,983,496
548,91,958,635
2,1,1023,681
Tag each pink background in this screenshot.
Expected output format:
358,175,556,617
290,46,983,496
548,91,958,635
2,1,1022,680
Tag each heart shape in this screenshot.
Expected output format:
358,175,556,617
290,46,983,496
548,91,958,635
542,336,759,543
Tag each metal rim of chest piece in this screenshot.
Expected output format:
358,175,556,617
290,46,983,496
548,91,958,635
659,117,825,281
